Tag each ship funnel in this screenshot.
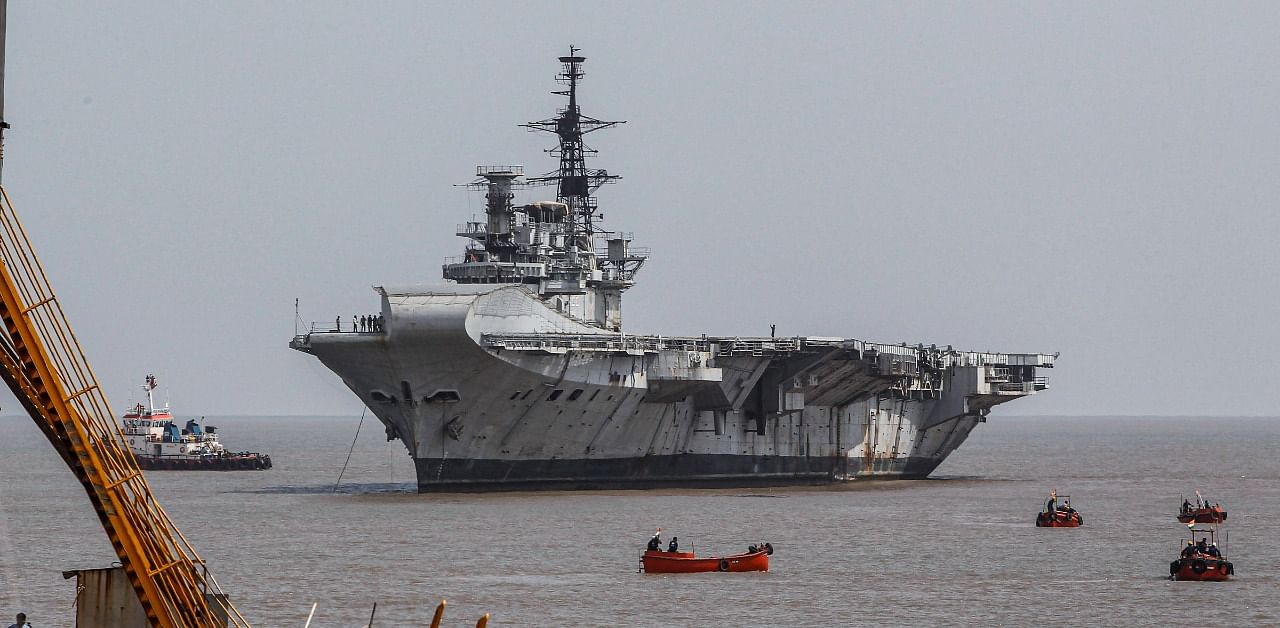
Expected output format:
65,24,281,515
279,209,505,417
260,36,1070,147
476,165,523,236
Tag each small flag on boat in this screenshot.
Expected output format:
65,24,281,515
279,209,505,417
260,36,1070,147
1187,521,1195,529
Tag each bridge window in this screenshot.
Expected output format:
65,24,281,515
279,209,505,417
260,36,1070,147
548,389,564,401
568,389,584,401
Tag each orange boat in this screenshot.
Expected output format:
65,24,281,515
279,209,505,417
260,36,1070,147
639,543,772,573
1035,491,1083,527
1170,528,1233,581
1177,497,1227,524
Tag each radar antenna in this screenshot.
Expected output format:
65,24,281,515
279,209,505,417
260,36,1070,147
521,47,624,255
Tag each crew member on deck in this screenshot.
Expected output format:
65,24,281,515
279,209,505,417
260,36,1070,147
1181,541,1196,558
647,530,661,551
1182,499,1192,513
668,537,679,553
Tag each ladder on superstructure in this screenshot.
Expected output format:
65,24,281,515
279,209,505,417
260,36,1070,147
0,183,250,626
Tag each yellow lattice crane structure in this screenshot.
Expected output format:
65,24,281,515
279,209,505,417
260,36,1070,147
0,3,245,626
0,6,491,626
0,173,250,628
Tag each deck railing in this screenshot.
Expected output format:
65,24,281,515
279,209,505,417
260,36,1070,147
480,332,1055,369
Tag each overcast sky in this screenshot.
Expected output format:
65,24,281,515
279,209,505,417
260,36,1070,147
1,2,1277,417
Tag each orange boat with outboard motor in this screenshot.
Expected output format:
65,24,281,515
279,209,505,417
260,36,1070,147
1170,527,1232,581
637,531,772,573
1035,491,1083,527
1178,495,1226,524
639,546,771,573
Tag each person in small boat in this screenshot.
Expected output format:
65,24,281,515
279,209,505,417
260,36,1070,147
1195,539,1208,555
668,537,679,552
1182,499,1192,513
647,531,661,552
1181,541,1196,558
1207,543,1220,557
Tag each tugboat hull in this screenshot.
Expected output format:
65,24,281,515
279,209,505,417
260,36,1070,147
1176,508,1227,524
1035,511,1083,527
136,454,272,471
1171,557,1233,581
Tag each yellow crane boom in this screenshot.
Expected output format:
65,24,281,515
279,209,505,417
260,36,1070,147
0,4,246,623
0,6,490,626
0,185,250,626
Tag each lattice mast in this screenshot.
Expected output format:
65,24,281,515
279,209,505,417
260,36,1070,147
522,47,624,263
0,2,247,626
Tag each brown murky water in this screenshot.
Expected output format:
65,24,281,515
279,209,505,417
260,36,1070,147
2,415,1277,626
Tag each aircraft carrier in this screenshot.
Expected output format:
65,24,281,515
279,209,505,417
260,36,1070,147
290,49,1056,492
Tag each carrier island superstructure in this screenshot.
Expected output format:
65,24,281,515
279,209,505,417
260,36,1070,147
291,50,1056,492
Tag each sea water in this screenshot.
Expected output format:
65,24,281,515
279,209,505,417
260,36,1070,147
1,415,1276,626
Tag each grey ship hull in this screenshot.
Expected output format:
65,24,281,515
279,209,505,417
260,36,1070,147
410,455,940,492
291,285,1052,492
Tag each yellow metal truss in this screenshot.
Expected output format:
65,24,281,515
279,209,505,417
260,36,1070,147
0,186,249,627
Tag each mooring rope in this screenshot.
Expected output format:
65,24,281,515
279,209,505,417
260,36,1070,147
332,407,367,493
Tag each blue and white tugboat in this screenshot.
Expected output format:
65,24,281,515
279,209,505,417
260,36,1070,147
121,374,272,470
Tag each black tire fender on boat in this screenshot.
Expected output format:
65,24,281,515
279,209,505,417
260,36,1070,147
1191,559,1207,574
764,542,774,556
1170,560,1180,576
717,559,730,572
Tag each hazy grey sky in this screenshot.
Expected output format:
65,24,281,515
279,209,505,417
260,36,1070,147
2,2,1277,417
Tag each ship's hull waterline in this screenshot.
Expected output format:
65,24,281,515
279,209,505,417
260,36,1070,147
292,285,1050,493
410,454,948,492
